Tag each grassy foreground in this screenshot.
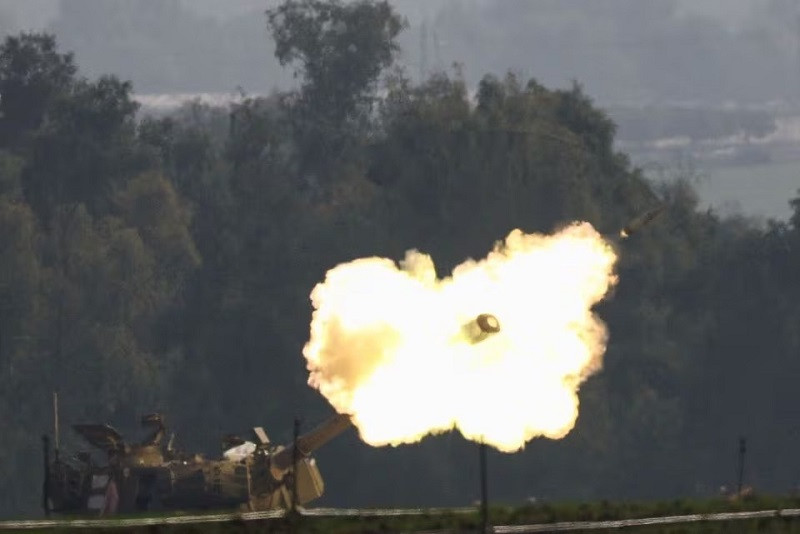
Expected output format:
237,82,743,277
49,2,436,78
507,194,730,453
13,495,800,533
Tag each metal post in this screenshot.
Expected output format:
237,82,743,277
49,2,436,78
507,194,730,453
53,392,59,462
42,435,50,518
737,436,747,496
292,417,300,514
480,441,489,533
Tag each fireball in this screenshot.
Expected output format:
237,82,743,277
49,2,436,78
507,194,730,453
303,222,617,452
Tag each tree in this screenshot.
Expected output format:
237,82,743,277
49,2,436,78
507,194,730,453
21,75,142,222
268,0,403,122
0,34,206,516
0,33,76,148
0,152,45,515
790,190,800,234
267,0,405,181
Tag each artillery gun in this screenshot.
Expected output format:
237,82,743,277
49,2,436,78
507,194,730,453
43,412,352,515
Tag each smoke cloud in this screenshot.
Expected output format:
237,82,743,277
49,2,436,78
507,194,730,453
304,222,618,452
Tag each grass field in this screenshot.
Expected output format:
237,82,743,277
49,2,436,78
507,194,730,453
11,495,800,533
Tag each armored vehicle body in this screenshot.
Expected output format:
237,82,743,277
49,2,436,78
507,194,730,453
43,413,352,515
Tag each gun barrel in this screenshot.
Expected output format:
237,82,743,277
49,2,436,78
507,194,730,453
272,414,352,471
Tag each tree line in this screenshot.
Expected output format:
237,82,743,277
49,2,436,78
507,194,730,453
0,0,799,517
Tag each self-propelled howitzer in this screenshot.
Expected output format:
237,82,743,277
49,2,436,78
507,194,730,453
43,413,353,516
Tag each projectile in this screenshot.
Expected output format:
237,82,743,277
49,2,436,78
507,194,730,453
463,313,501,343
619,205,666,239
476,313,501,333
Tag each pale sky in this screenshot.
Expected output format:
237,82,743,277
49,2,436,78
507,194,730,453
0,0,767,30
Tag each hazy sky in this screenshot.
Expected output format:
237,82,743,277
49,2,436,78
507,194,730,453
0,0,773,35
1,0,797,219
674,0,755,28
187,0,762,28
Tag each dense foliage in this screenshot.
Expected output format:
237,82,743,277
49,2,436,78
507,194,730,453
1,0,799,518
